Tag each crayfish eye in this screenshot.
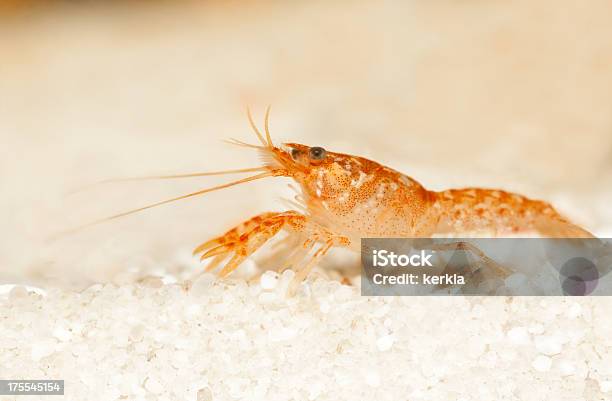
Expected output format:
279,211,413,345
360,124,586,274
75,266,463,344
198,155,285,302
309,146,327,160
290,148,301,160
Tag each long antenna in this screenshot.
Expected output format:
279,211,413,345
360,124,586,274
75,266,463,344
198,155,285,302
66,166,267,195
96,166,267,183
55,171,276,238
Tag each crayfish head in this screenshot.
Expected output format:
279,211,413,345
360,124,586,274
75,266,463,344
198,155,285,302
266,142,386,206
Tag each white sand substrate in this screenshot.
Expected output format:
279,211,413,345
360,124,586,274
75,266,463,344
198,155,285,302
2,270,612,401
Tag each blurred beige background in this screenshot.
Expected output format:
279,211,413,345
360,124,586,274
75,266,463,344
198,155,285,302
1,0,611,288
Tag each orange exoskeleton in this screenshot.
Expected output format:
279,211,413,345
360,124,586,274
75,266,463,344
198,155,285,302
194,109,593,284
78,108,594,288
